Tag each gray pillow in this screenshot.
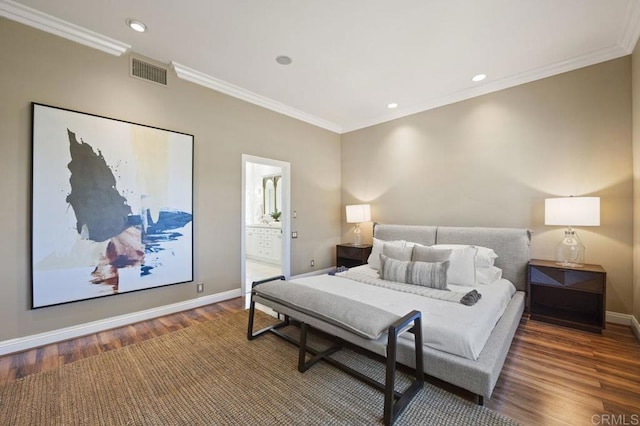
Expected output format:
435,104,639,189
382,243,413,261
367,238,404,270
412,245,452,263
380,254,449,290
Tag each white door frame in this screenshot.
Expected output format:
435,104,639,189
241,154,291,298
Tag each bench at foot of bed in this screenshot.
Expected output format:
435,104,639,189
247,276,424,426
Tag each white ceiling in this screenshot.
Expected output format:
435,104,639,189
2,0,640,133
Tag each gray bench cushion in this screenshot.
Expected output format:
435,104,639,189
254,280,401,340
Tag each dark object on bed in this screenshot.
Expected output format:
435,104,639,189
460,289,482,306
328,265,349,275
248,276,424,426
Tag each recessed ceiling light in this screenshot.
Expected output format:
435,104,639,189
126,19,146,33
276,55,292,65
472,74,487,82
387,103,398,109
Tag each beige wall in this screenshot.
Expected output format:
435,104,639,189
342,57,633,315
633,42,640,327
0,19,341,341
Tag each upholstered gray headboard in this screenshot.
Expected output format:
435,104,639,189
373,224,531,291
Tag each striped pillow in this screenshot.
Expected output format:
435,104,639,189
379,254,449,290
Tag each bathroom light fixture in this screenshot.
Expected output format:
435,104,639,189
545,196,600,267
276,55,292,65
346,204,371,246
126,19,146,33
387,103,398,109
472,74,486,82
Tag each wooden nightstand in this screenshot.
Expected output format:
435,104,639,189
527,259,606,333
336,244,372,268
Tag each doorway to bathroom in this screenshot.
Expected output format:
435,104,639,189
241,155,290,305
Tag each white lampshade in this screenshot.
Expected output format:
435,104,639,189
545,197,600,227
346,204,371,223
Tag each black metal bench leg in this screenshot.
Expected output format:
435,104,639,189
247,295,259,340
298,322,309,371
297,322,342,373
247,276,288,340
414,317,425,384
383,311,424,426
383,330,397,426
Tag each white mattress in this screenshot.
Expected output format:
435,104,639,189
289,265,516,360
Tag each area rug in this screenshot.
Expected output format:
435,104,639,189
0,311,519,425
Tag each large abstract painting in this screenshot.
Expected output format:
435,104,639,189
31,103,194,308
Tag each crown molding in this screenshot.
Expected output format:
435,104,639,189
618,0,640,53
171,62,342,134
0,0,339,132
342,44,629,133
0,0,130,56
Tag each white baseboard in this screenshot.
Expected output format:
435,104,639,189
0,288,241,356
606,311,633,326
606,311,640,342
632,316,640,342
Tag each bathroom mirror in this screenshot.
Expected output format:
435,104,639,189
263,174,281,215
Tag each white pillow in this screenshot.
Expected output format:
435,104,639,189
476,266,503,285
432,244,498,267
367,238,404,270
431,245,477,286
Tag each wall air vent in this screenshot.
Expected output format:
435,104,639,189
130,56,167,86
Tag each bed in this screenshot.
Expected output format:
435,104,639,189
250,224,530,405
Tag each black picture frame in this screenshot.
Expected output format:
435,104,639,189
31,103,194,309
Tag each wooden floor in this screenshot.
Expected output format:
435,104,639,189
1,298,639,426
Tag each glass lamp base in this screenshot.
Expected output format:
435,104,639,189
555,261,584,268
555,228,585,268
352,223,362,246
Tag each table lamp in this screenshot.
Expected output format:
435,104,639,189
544,197,600,267
346,204,371,246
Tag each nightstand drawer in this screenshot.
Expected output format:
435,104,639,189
338,245,369,260
530,266,604,293
336,244,372,267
